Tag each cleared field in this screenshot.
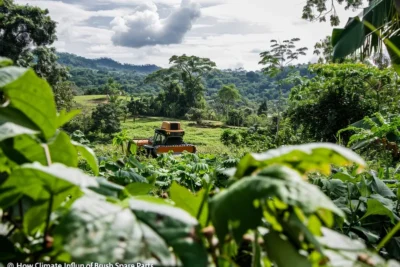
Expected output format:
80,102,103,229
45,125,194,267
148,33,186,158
74,95,232,155
121,117,229,154
73,95,130,112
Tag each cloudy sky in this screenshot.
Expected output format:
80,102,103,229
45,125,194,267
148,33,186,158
16,0,361,70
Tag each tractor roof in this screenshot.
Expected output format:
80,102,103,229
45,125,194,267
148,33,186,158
159,121,184,133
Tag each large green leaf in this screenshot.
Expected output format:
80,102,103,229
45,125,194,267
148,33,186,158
56,196,208,266
234,143,366,179
0,57,12,67
360,198,395,222
0,67,57,140
0,107,41,132
125,183,153,196
56,109,81,128
264,230,311,267
130,198,208,267
209,166,344,244
370,172,396,198
54,196,176,265
0,122,38,142
72,141,99,176
48,131,78,167
169,182,208,226
0,163,98,205
332,17,366,59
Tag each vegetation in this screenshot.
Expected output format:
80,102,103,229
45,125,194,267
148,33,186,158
0,0,74,110
4,0,400,266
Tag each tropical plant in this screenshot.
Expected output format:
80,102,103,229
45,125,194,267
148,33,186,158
2,58,400,266
338,113,400,172
325,0,400,72
112,130,130,155
259,38,308,145
218,84,241,118
288,63,400,142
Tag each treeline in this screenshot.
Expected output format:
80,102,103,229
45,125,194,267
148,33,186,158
58,52,312,103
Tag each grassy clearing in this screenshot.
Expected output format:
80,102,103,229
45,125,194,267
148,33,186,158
121,117,230,154
93,117,232,155
73,95,233,155
73,95,130,112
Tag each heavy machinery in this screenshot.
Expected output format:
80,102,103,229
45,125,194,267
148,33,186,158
128,121,196,158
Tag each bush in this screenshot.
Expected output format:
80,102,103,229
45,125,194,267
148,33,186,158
91,103,121,135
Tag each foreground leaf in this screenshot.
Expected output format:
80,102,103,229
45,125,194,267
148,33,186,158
56,196,208,266
72,141,99,176
234,143,366,178
264,230,311,267
169,182,208,226
209,166,344,244
54,196,175,265
130,198,208,267
0,67,57,140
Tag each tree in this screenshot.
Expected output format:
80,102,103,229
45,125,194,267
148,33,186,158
257,100,268,115
314,36,333,63
301,0,365,26
0,0,74,110
185,108,207,125
91,103,121,135
259,38,308,145
306,0,400,73
0,0,57,62
218,84,241,118
288,63,400,142
145,55,216,115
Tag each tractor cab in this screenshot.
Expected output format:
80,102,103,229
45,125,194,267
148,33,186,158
130,121,196,158
152,122,185,146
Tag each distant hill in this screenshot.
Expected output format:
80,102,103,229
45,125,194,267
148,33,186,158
57,52,161,74
57,52,311,104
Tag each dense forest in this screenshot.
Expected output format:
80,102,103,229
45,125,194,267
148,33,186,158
3,0,400,266
59,52,311,104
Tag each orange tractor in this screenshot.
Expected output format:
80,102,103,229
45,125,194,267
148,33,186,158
128,121,196,158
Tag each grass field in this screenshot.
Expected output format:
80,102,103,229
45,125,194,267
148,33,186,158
74,95,234,155
73,95,130,112
94,117,231,155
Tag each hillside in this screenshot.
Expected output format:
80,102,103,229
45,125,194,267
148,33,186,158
57,52,160,73
58,52,311,103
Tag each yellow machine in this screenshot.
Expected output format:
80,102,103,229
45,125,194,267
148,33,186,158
128,121,196,157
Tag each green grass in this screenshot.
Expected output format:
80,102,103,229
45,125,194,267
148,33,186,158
74,95,232,155
121,117,230,154
73,95,130,112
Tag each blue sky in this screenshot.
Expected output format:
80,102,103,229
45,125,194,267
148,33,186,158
16,0,361,70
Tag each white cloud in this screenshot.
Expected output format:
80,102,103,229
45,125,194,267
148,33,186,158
14,0,362,70
110,0,201,48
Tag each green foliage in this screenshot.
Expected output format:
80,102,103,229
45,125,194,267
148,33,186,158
185,107,207,125
145,54,216,116
91,103,121,135
0,1,56,62
314,36,334,63
328,0,400,72
0,2,74,110
288,63,400,142
301,0,364,26
1,57,400,267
